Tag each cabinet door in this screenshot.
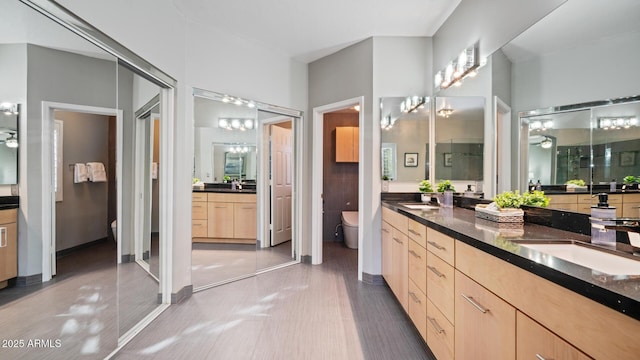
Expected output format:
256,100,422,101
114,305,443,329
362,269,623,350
0,222,17,282
408,239,427,295
408,278,427,342
335,126,358,162
517,312,591,360
208,202,234,238
382,221,393,285
391,228,408,311
234,203,257,239
426,251,455,323
427,298,455,360
455,270,516,360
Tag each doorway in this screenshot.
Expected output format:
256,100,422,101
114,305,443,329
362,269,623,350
311,96,364,280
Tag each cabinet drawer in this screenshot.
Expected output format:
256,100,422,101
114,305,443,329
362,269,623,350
208,192,256,203
382,207,407,234
0,209,17,225
548,194,577,204
455,270,516,360
192,202,208,220
426,228,455,266
623,193,640,203
547,203,578,212
407,218,427,248
192,219,208,238
622,203,640,218
408,278,427,342
192,192,208,202
577,193,621,204
517,311,590,360
426,251,455,323
408,239,427,295
427,298,454,360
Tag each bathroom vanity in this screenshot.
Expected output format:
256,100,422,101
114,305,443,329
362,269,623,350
192,188,257,244
0,197,18,289
381,200,640,360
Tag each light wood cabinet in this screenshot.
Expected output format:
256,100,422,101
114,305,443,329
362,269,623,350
192,192,257,244
408,239,427,295
382,220,393,283
0,209,18,288
408,277,427,342
455,269,516,360
408,218,427,248
335,126,359,162
547,193,626,216
391,227,408,311
427,298,455,360
426,250,454,323
426,228,455,266
517,311,591,360
622,193,640,217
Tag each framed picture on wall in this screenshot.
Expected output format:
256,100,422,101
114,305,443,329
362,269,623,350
444,153,452,167
404,153,418,167
620,151,635,166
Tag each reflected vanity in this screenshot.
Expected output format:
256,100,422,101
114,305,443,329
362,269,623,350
0,103,19,185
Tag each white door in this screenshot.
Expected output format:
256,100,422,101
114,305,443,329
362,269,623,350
270,123,292,246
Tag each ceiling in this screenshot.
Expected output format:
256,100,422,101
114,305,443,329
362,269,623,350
173,0,461,63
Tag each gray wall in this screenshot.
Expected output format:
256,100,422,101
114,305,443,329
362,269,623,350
55,111,109,251
22,44,118,277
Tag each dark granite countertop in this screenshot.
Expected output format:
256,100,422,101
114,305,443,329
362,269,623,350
0,196,19,210
382,201,640,321
192,188,257,194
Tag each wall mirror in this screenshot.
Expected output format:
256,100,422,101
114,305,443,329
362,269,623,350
501,0,640,192
380,97,430,182
0,104,19,184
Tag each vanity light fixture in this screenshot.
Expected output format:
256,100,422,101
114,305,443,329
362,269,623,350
0,102,19,115
434,42,480,90
598,116,638,130
380,115,396,130
228,145,250,153
400,96,426,113
218,118,255,131
529,119,553,131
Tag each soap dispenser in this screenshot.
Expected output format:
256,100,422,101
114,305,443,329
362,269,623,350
464,184,474,197
590,193,617,245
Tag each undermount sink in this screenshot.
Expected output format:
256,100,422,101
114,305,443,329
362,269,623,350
520,242,640,276
400,203,440,210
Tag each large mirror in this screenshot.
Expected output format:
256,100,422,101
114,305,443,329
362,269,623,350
503,0,640,192
0,104,19,184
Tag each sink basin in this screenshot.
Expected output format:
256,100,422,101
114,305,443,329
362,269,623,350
400,203,440,210
521,242,640,275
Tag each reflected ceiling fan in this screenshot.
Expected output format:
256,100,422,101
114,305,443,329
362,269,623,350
0,131,18,148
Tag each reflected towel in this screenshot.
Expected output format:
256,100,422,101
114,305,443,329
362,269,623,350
74,163,88,183
86,162,107,182
152,162,158,180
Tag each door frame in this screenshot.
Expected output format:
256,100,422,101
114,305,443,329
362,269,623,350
494,96,511,194
311,97,364,277
41,101,123,282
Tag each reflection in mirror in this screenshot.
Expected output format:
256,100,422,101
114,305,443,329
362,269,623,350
256,110,296,271
525,110,590,185
435,96,484,182
192,95,258,289
0,103,19,184
380,97,430,182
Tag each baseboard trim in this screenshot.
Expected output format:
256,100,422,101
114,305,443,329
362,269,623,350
362,272,385,286
301,255,312,264
171,285,193,304
121,254,135,263
16,273,42,287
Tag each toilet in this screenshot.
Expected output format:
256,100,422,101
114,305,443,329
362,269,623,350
341,211,359,249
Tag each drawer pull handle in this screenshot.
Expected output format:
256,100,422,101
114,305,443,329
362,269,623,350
427,316,444,334
0,227,6,247
408,250,422,259
535,355,549,360
408,229,422,236
427,240,445,250
461,294,489,313
408,291,421,304
239,206,254,209
382,228,390,233
392,237,403,244
214,206,227,209
427,265,444,278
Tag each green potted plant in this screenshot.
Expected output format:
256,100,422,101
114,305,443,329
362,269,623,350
436,180,455,193
436,180,455,207
382,175,391,192
623,176,639,189
565,179,587,192
418,180,433,202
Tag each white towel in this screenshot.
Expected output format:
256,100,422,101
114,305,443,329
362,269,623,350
74,163,88,183
86,162,107,182
152,162,158,180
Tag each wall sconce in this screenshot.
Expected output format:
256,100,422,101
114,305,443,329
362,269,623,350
219,118,254,131
598,116,638,130
434,43,480,90
400,96,426,113
529,119,553,131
